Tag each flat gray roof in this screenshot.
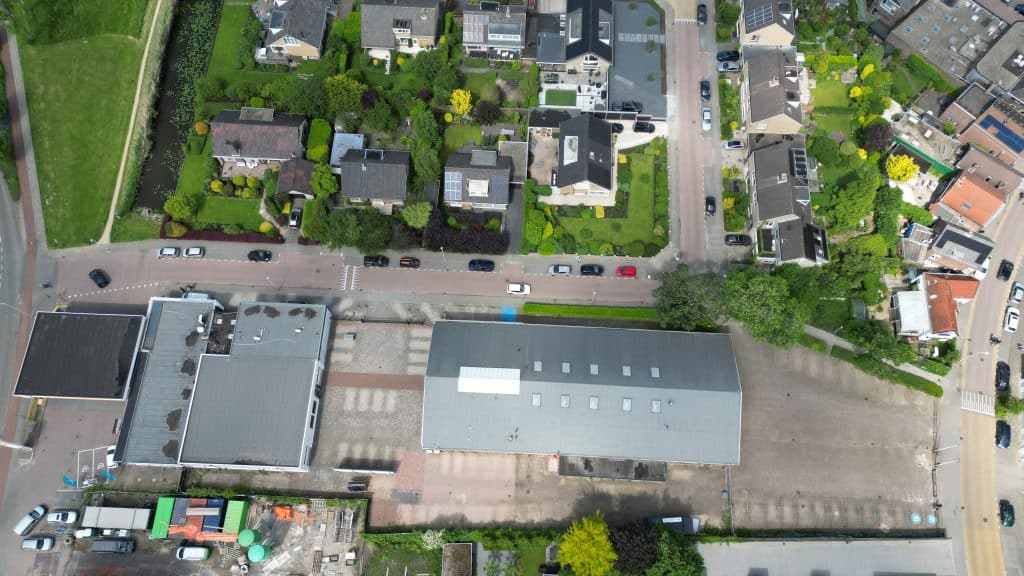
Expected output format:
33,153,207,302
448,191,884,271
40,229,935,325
699,539,955,575
422,321,742,464
232,302,330,359
178,356,316,468
608,0,666,118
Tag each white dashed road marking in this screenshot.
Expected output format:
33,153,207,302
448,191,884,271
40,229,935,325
338,265,360,291
68,282,160,300
961,390,994,416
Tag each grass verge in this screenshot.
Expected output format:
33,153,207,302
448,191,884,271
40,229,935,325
798,333,828,354
830,347,943,397
912,358,952,377
522,303,658,322
194,197,264,231
110,210,162,242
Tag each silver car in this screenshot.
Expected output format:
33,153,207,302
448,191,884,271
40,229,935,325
717,61,741,73
548,264,572,276
701,108,712,131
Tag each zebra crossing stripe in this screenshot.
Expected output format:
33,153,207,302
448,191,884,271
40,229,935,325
961,390,994,416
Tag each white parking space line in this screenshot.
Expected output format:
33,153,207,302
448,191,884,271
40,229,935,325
339,265,349,291
350,266,360,291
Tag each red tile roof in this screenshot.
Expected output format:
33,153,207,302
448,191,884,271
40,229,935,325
931,172,1007,228
925,273,980,334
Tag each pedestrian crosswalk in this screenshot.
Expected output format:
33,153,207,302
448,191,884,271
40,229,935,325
961,390,995,416
338,265,360,291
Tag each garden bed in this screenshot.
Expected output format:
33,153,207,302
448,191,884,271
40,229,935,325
159,214,283,243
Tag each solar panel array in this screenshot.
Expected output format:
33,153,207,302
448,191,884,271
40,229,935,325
745,3,774,30
444,171,463,201
980,116,1024,153
269,10,286,29
791,148,809,180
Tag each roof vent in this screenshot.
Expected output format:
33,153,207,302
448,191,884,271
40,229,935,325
361,163,367,172
590,363,599,375
562,362,571,374
589,396,599,410
651,367,660,378
622,365,631,376
532,393,541,407
533,361,543,372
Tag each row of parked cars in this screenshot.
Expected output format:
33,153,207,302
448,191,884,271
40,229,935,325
995,255,1019,527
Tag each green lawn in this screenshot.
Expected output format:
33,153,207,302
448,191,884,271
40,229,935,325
194,196,264,231
206,5,286,88
544,89,577,106
830,346,943,397
175,138,215,197
812,77,854,136
443,125,482,155
463,71,498,95
110,210,161,242
22,36,144,247
366,548,437,576
517,543,548,576
891,63,928,103
561,154,655,246
522,303,658,322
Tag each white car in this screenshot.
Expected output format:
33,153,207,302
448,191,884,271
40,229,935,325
183,246,205,258
1006,306,1020,333
74,528,97,539
106,445,118,469
701,108,712,131
46,510,78,525
21,536,54,551
12,505,46,536
1011,282,1024,305
723,140,745,150
157,247,180,258
717,61,741,73
506,282,531,295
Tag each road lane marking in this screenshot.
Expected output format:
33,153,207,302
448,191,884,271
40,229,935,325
961,390,995,416
68,282,160,300
350,266,360,291
339,265,349,291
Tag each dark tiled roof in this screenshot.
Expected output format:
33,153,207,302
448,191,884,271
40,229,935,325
278,157,316,196
265,0,330,52
339,149,410,201
444,150,512,204
746,47,802,126
529,108,573,128
557,114,613,190
361,0,441,49
751,140,813,222
564,0,613,64
777,220,828,264
742,0,796,37
211,109,306,161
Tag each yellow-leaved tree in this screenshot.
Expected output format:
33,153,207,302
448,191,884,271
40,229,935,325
886,154,918,182
559,512,617,576
451,89,472,115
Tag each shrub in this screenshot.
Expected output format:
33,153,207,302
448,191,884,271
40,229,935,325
538,238,558,255
485,218,502,232
246,176,259,188
223,224,243,235
194,121,209,136
595,205,605,219
308,143,329,163
231,175,246,186
164,193,200,221
210,180,224,193
626,241,645,257
165,221,188,238
259,221,275,233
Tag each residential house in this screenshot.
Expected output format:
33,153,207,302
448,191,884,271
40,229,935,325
328,133,366,174
211,108,306,175
252,0,330,63
899,222,935,266
739,0,796,47
360,0,441,57
443,150,513,211
535,0,613,77
924,220,995,278
929,146,1022,230
959,99,1024,166
277,157,316,199
743,47,802,134
338,149,410,211
869,0,920,27
938,83,995,135
463,2,528,61
892,273,979,341
550,114,615,206
771,218,829,268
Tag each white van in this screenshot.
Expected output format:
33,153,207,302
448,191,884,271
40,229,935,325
176,545,210,561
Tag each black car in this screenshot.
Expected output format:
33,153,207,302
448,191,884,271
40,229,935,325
468,259,495,272
633,121,656,133
363,255,390,267
1001,500,1015,527
696,3,707,25
88,268,110,288
247,249,272,262
610,123,624,134
716,50,740,62
580,264,605,276
399,256,420,268
1017,3,1024,16
705,196,716,215
700,79,711,102
613,100,642,113
997,361,1011,393
998,259,1014,281
724,234,751,246
997,420,1012,449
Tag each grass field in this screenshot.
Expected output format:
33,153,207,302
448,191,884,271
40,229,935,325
365,548,437,576
194,197,264,231
443,125,482,155
522,303,658,321
23,35,144,247
463,71,498,95
517,543,548,576
811,77,854,136
12,0,148,43
175,138,215,197
560,153,656,246
205,5,285,88
544,89,577,106
110,211,161,242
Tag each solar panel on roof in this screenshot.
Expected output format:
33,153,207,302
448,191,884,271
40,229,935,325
745,4,774,29
980,116,1024,153
444,171,463,201
269,10,286,29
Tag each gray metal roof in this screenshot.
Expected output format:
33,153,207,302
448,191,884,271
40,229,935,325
444,151,512,205
421,321,742,464
745,47,802,126
339,149,410,201
557,114,613,190
232,302,331,360
699,539,955,576
361,0,441,50
264,0,329,52
15,312,145,399
330,133,367,168
178,356,316,468
121,299,218,465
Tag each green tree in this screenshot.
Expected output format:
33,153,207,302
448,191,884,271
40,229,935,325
644,532,704,576
829,170,881,233
560,512,617,576
308,143,329,163
653,263,727,331
412,104,442,148
271,75,329,118
325,74,368,112
886,154,918,182
451,89,473,115
401,201,433,230
363,99,397,132
524,210,546,245
311,163,339,198
433,65,459,103
411,142,442,183
341,11,361,45
164,193,200,222
725,268,808,348
354,208,392,253
300,198,331,242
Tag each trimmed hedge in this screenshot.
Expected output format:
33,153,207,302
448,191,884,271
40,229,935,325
522,303,658,322
830,347,943,397
906,53,957,94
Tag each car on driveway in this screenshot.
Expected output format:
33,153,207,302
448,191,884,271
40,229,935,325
158,247,180,258
1012,282,1024,304
468,259,495,272
1001,500,1015,527
88,269,110,288
633,121,656,133
47,510,78,525
247,250,272,262
363,255,390,267
716,50,740,62
506,282,531,295
21,536,53,552
705,196,716,215
700,79,711,102
580,264,604,276
610,123,624,134
399,256,420,268
723,139,745,150
288,208,302,228
717,61,741,73
701,107,712,131
184,246,205,258
548,264,572,276
617,266,637,277
997,420,1012,449
696,3,707,24
13,505,46,536
998,259,1014,281
997,361,1011,393
1006,306,1020,333
725,234,751,246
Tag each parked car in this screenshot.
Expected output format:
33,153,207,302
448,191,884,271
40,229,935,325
716,50,740,62
997,361,1012,393
705,196,716,215
617,266,637,278
696,3,707,24
610,122,624,134
363,255,390,268
183,246,205,258
74,528,97,539
724,234,751,246
701,107,712,131
633,121,656,133
1012,282,1024,305
700,79,711,102
723,139,745,150
548,264,572,276
288,208,302,228
247,250,272,262
1016,3,1024,16
998,259,1014,281
580,264,604,276
1006,306,1020,333
157,247,180,258
1001,500,1016,527
613,100,642,113
997,420,1012,449
46,510,78,525
105,445,118,470
21,536,54,552
468,259,495,272
717,61,741,73
88,269,110,288
12,505,46,536
399,256,420,268
506,282,532,295
176,546,211,561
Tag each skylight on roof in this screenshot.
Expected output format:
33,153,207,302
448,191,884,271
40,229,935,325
560,394,570,408
651,367,660,378
562,362,571,374
622,398,632,411
532,393,541,407
590,363,598,375
589,396,599,410
533,361,543,372
622,365,631,376
651,400,662,413
457,366,521,395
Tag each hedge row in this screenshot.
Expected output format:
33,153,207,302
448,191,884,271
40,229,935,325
830,347,943,397
522,303,658,322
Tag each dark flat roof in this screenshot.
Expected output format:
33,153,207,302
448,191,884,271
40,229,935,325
15,312,145,399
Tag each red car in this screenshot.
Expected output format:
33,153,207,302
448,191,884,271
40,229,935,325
616,266,637,278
